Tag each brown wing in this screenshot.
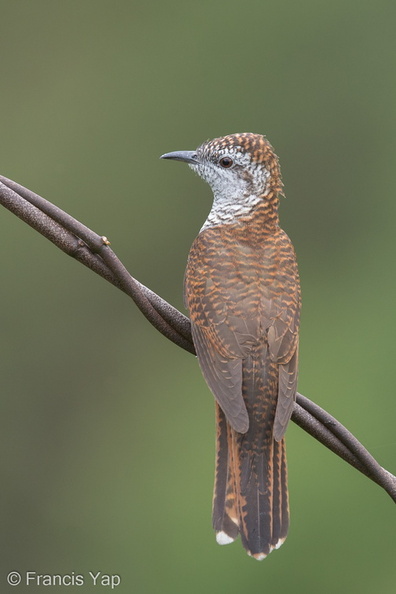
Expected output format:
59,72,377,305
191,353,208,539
191,323,248,432
185,225,300,436
264,233,300,440
273,347,298,440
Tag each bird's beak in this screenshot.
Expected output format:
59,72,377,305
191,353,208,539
160,150,198,164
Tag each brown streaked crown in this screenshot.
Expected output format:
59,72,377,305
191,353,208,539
199,133,275,164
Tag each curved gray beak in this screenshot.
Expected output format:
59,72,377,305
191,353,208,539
160,150,198,164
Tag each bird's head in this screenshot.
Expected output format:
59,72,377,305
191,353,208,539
161,133,282,203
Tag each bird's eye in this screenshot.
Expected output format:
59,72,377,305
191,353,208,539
219,156,234,168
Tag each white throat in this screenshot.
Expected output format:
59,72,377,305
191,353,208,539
200,192,262,231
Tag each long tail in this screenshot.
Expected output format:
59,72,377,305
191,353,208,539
212,352,289,560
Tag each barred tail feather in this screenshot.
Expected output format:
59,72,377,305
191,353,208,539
212,403,240,543
270,437,289,550
212,354,290,560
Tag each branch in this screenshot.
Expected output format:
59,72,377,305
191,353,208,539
0,175,395,503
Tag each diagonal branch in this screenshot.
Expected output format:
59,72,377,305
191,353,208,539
0,175,395,503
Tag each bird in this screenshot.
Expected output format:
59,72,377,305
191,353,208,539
161,133,301,560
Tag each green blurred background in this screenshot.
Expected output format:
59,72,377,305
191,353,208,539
1,1,395,592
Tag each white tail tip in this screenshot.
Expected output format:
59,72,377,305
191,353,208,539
247,550,268,561
216,531,235,546
274,537,286,550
